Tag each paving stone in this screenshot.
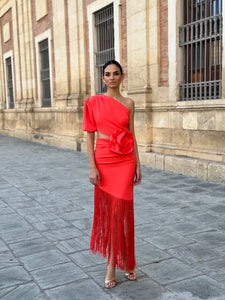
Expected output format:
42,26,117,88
1,228,42,244
149,212,188,226
0,240,9,252
46,279,112,300
192,258,225,274
0,251,19,269
135,243,171,266
0,266,31,288
167,275,225,299
1,135,225,300
31,262,88,289
32,218,71,232
24,211,59,223
19,249,70,271
108,277,167,300
0,283,43,300
144,233,194,250
140,258,202,285
187,231,225,248
0,219,33,234
56,235,90,253
70,249,105,268
42,226,83,241
0,207,14,214
170,221,213,236
167,243,221,265
60,209,93,221
135,223,171,239
9,238,55,257
71,218,93,233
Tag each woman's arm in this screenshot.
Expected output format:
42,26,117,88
87,132,100,186
128,100,142,186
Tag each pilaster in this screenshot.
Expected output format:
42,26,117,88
52,0,69,107
67,0,86,107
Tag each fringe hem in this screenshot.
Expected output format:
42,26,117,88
90,186,135,271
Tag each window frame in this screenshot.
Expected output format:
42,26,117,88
35,30,53,108
87,0,121,95
179,0,223,101
3,50,15,109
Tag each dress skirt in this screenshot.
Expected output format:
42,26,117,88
90,138,136,270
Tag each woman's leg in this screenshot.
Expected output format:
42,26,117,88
105,232,116,288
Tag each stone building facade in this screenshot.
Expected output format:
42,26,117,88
0,0,225,183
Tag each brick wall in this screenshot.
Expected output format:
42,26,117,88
0,8,13,54
31,0,55,95
159,0,168,86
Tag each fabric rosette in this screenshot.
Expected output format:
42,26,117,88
110,129,134,154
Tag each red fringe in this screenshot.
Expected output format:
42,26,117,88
90,186,135,271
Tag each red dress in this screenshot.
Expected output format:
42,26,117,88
82,95,136,270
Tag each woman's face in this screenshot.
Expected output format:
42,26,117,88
102,64,124,88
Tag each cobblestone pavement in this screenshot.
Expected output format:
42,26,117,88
0,135,225,300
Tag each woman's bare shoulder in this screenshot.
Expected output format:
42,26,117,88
122,97,134,111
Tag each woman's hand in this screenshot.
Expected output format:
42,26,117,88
89,167,100,186
134,164,142,186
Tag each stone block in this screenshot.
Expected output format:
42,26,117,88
141,258,201,285
19,249,70,272
183,112,198,130
198,111,216,130
168,275,225,299
165,155,198,178
31,262,88,289
0,266,31,288
3,22,10,42
0,283,43,300
196,160,209,181
46,279,111,300
155,153,164,170
35,0,47,21
208,162,225,183
139,152,156,168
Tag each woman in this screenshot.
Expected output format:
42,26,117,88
82,60,142,288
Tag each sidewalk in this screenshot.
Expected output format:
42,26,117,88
0,135,225,300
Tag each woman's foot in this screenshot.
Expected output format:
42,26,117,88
125,270,137,281
105,264,116,288
105,279,116,288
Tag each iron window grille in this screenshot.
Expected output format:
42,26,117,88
6,57,14,109
95,4,115,94
39,39,51,107
179,0,222,100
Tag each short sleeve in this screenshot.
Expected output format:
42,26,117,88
82,98,97,132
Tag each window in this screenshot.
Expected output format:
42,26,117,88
179,0,222,100
39,39,51,107
95,4,115,94
6,57,14,109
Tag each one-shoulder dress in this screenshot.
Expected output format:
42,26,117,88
82,95,136,270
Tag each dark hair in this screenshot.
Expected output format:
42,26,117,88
102,60,123,75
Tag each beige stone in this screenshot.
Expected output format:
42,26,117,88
35,0,47,21
3,22,10,42
165,156,198,178
183,112,198,130
208,162,225,183
198,111,216,131
155,154,165,170
196,160,209,181
139,152,156,168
